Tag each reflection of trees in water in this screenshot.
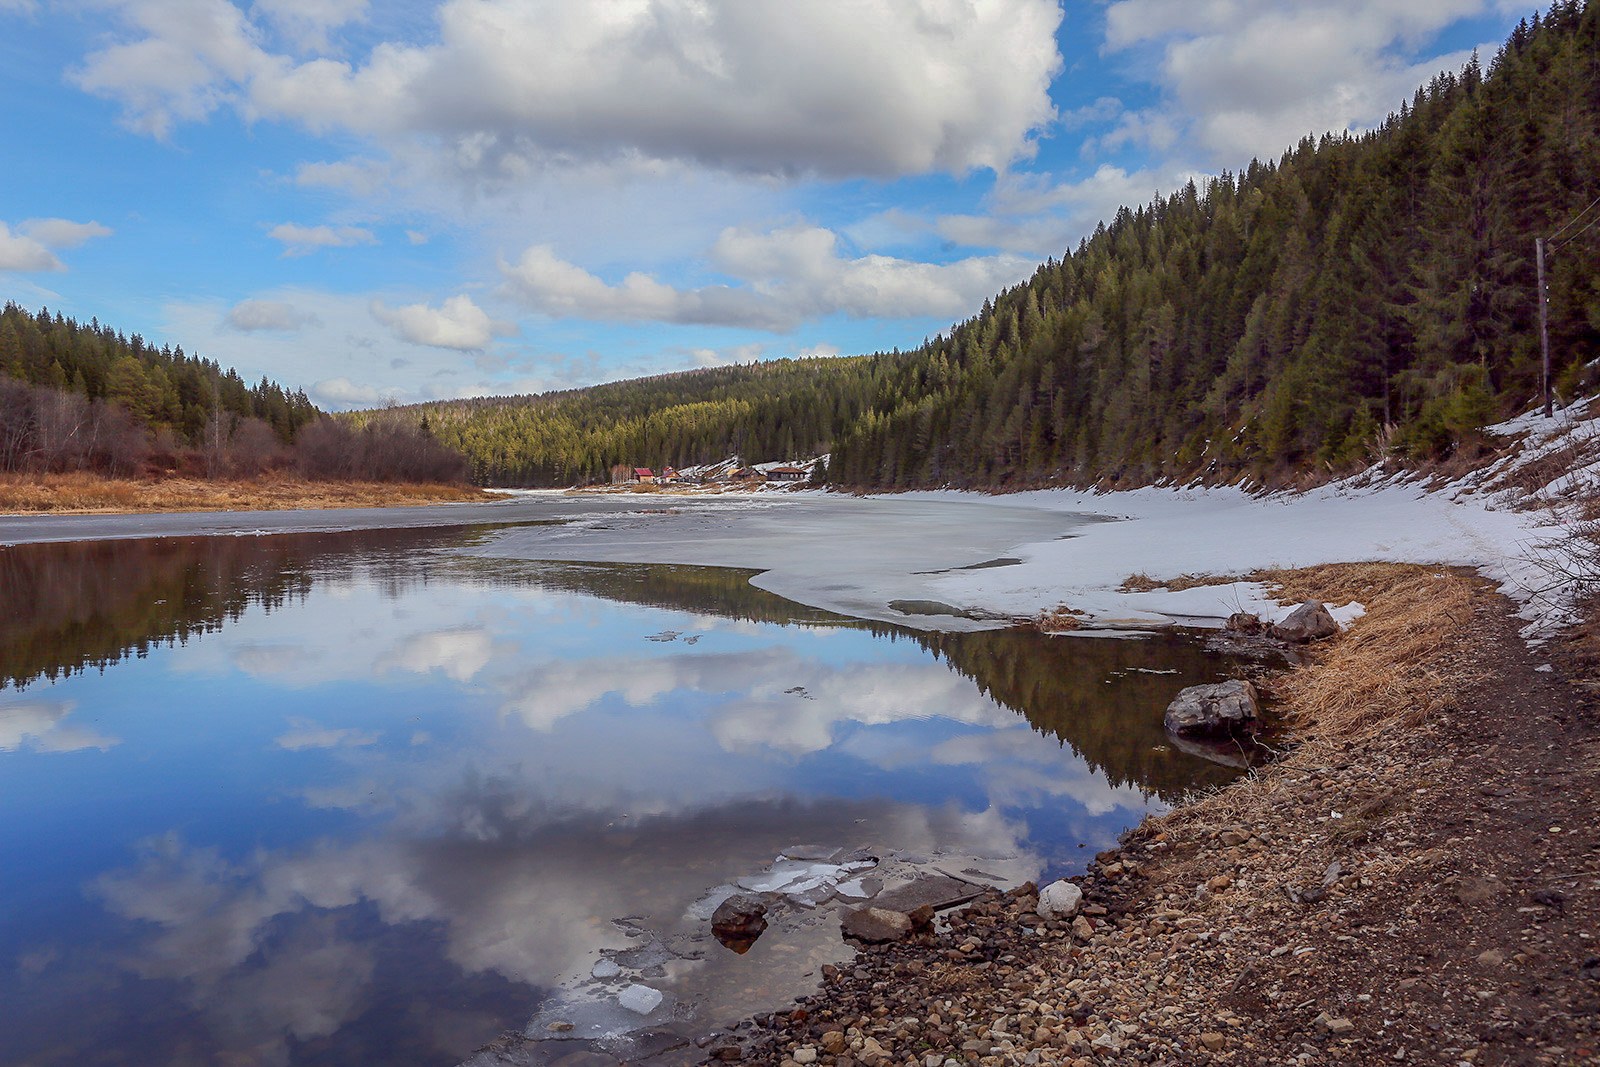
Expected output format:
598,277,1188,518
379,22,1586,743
2,535,1239,797
913,628,1242,797
0,527,465,690
454,559,1242,798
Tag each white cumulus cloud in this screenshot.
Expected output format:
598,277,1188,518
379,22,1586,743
1,216,113,272
293,157,389,195
499,223,1032,331
370,293,513,350
254,0,367,52
21,217,114,248
309,376,386,408
0,222,63,272
72,0,1063,180
1101,0,1505,162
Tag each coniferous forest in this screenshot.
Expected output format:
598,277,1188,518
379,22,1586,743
0,304,466,482
384,3,1600,489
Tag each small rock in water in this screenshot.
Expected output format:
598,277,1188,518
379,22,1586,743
591,958,621,979
617,984,664,1016
1164,679,1259,736
711,893,769,954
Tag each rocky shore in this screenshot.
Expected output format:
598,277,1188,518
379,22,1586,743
698,566,1600,1067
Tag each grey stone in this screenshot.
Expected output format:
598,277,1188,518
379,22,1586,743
841,906,913,943
870,875,984,914
1163,679,1260,736
711,893,768,954
1313,1011,1355,1035
1037,879,1083,920
1272,600,1340,643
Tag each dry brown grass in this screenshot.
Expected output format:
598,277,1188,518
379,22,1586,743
1151,562,1481,831
1119,571,1229,592
1034,605,1086,632
0,472,503,514
1254,562,1477,744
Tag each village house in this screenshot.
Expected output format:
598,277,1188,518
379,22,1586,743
610,465,656,484
766,466,806,482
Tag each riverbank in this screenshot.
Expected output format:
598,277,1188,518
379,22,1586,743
0,471,503,513
703,563,1600,1067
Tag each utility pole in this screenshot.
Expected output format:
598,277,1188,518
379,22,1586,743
1535,236,1552,418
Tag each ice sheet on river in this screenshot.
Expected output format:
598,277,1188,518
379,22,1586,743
467,495,1084,631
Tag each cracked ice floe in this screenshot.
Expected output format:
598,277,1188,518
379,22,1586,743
524,984,676,1043
684,884,743,922
705,851,881,910
617,984,664,1016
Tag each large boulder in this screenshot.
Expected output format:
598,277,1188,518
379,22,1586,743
841,906,913,944
1272,600,1340,643
1164,679,1260,736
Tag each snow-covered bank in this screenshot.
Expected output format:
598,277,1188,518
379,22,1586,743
910,398,1596,641
909,482,1535,630
457,401,1595,639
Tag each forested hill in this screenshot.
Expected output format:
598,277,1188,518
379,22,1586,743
401,2,1598,489
369,357,886,485
1,303,318,441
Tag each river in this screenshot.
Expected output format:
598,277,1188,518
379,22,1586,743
0,495,1248,1066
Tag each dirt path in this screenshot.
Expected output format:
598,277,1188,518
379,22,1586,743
707,572,1600,1067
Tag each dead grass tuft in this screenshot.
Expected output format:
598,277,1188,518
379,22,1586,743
1034,605,1086,632
1119,571,1229,593
0,472,502,514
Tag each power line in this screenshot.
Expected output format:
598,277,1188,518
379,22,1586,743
1550,208,1600,254
1535,196,1600,420
1546,192,1600,243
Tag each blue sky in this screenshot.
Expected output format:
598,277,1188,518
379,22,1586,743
0,0,1527,409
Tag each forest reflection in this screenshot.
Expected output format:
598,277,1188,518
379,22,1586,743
0,526,1242,798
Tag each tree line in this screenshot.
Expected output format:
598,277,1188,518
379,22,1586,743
359,358,891,485
388,1,1599,489
0,303,468,482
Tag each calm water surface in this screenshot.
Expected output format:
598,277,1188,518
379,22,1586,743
0,525,1243,1066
